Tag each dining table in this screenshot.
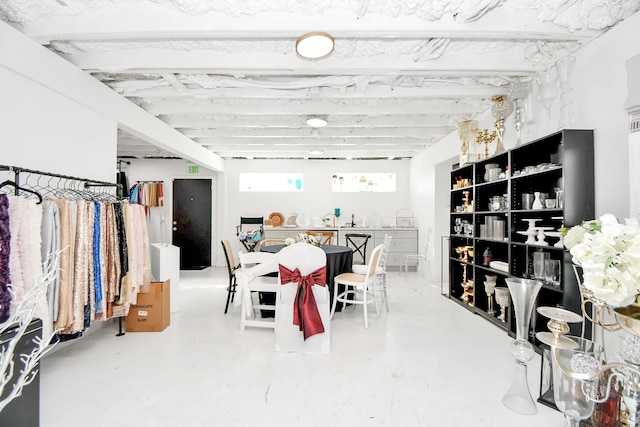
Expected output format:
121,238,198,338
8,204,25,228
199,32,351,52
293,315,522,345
260,244,353,311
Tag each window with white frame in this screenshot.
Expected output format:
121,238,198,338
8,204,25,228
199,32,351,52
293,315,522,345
331,173,396,192
239,173,304,192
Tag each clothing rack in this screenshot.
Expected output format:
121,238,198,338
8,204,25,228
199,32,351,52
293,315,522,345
0,164,127,336
0,164,120,193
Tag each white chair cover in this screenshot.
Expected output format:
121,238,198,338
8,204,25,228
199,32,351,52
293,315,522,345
275,243,330,353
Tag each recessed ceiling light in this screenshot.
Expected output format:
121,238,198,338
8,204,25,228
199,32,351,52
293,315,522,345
295,32,335,60
306,117,328,127
309,150,324,156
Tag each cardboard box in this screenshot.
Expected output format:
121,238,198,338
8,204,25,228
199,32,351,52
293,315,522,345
125,280,170,332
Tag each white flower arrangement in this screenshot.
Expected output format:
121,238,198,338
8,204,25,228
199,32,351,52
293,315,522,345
563,213,640,307
285,233,319,246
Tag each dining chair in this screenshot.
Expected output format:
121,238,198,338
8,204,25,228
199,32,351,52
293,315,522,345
221,239,239,314
275,243,330,353
258,239,286,250
353,234,392,312
403,228,432,278
344,233,371,265
331,244,384,328
237,251,279,330
305,230,334,245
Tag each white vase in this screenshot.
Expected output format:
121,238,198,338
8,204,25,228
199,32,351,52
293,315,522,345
532,192,543,210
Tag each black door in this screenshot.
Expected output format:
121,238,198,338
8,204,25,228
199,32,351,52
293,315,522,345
173,179,212,270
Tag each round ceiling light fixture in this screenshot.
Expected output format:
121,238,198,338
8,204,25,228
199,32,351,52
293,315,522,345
306,116,328,127
295,32,335,60
309,149,324,156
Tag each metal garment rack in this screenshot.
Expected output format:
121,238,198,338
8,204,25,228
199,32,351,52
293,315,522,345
0,164,127,336
0,164,121,194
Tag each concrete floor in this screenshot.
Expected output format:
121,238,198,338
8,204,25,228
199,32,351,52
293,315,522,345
40,268,564,427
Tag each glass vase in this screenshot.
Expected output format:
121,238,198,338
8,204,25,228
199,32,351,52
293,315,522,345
502,277,543,415
552,336,604,426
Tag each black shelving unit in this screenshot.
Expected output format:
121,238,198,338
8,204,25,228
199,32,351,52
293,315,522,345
449,129,595,407
447,129,595,407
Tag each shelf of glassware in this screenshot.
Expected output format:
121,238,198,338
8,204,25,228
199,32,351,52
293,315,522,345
509,129,595,349
473,236,511,330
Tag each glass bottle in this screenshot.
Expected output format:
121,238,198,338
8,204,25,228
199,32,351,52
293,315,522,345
483,248,492,265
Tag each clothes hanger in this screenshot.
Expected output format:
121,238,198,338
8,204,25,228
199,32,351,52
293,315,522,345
0,180,43,204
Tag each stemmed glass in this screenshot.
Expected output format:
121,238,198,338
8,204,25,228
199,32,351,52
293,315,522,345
494,287,509,322
552,336,604,426
454,217,462,235
483,275,497,315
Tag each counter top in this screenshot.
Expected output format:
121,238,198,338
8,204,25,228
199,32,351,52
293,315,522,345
263,226,418,231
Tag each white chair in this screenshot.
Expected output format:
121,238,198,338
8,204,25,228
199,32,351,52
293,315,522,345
403,229,432,278
331,244,384,328
275,243,330,353
237,251,279,331
353,234,392,312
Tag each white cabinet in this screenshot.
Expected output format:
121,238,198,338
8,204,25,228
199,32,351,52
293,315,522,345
263,227,418,269
150,243,180,313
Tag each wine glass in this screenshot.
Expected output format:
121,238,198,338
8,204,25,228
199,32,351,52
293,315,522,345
483,275,497,315
552,336,604,427
454,217,462,235
494,287,510,322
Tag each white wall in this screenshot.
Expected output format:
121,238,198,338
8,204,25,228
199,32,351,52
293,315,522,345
626,53,640,219
223,158,412,261
571,11,640,220
0,65,116,181
125,158,412,267
413,10,640,285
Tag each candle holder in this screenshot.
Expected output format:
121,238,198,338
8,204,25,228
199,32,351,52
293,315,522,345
507,81,530,146
491,95,514,154
458,120,479,165
483,275,498,315
476,128,497,159
495,287,510,323
535,306,583,349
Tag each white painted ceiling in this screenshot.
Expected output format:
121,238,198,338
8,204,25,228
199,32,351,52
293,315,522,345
2,0,639,160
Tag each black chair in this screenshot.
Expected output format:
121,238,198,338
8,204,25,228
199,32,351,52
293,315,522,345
221,240,239,314
345,233,371,265
236,216,264,252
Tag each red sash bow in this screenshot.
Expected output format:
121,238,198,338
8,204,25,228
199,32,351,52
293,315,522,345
279,265,327,340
